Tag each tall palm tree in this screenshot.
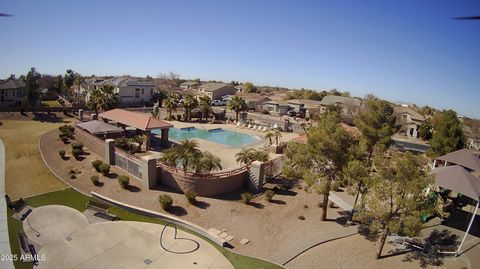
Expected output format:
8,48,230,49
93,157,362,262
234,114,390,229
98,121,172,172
265,131,275,145
198,96,212,121
183,94,198,121
273,129,283,145
163,93,178,119
87,84,117,115
175,139,202,171
194,151,222,172
227,96,248,122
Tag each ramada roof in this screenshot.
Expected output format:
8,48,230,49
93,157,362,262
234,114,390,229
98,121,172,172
437,148,480,172
99,109,173,130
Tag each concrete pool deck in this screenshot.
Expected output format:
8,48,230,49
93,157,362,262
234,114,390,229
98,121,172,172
154,121,299,169
27,205,233,269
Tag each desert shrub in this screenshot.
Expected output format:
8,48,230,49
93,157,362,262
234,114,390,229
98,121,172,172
72,148,82,159
58,150,66,159
158,194,173,210
71,142,84,151
91,160,103,172
298,216,305,220
59,132,70,143
303,204,309,209
264,190,275,202
117,175,130,189
99,163,110,176
59,125,74,133
90,175,100,186
331,181,342,191
69,168,81,179
329,201,338,208
185,192,197,205
241,192,253,204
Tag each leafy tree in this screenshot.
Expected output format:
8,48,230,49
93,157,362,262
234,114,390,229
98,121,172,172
163,93,178,119
355,97,396,163
244,82,257,93
283,112,353,221
151,90,166,107
356,152,433,259
22,67,41,111
63,69,75,98
52,75,64,94
343,157,370,221
198,95,212,121
183,93,198,121
418,119,433,141
428,110,465,157
227,96,248,122
419,105,435,117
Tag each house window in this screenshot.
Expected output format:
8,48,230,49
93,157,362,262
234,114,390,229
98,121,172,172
135,88,140,98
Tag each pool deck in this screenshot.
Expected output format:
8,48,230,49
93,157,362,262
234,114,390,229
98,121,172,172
153,121,299,169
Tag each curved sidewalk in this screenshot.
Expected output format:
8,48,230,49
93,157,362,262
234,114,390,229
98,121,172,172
0,139,14,269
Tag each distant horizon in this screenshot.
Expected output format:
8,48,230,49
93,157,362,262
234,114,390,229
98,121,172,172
1,1,479,118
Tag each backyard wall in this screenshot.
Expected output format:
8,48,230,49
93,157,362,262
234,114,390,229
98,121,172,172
157,164,248,197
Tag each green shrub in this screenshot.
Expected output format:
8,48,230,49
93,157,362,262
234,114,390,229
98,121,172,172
59,125,74,133
331,181,342,191
91,160,103,172
69,168,81,179
90,175,100,186
71,142,84,151
298,216,305,220
99,163,110,176
60,136,69,144
158,194,173,210
58,150,66,159
185,192,198,205
265,190,275,202
241,192,253,204
72,148,82,159
117,175,130,189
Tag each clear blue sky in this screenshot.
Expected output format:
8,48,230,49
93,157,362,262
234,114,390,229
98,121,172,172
1,1,479,117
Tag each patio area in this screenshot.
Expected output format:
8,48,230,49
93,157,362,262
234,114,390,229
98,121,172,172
24,205,233,269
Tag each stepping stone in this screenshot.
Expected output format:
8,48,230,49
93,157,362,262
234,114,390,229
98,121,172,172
225,235,234,241
240,238,250,245
218,232,228,239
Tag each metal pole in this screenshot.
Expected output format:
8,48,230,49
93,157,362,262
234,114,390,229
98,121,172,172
456,200,479,255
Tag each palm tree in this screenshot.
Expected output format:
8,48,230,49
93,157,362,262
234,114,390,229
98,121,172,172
273,129,283,145
194,151,222,172
159,149,178,167
236,148,255,165
265,131,275,145
183,94,198,121
163,93,178,120
198,96,212,121
87,84,117,115
174,139,202,171
227,96,248,122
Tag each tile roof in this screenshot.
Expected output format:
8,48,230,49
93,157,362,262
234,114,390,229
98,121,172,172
287,99,323,109
437,148,480,171
393,106,425,121
77,120,123,134
99,109,173,130
0,78,24,90
319,95,362,107
199,83,232,92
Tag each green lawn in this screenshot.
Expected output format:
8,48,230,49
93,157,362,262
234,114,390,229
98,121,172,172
41,100,61,107
7,188,283,269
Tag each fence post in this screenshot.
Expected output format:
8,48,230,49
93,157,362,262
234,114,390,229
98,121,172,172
249,161,266,193
141,156,157,189
105,139,115,165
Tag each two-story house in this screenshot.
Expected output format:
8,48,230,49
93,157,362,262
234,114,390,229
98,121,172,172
197,83,237,100
0,75,24,108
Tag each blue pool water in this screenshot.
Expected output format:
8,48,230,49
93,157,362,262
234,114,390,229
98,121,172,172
154,127,259,147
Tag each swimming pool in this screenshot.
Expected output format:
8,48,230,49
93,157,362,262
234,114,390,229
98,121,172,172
154,127,259,147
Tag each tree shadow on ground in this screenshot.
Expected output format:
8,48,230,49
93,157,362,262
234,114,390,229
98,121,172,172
269,199,286,205
127,185,141,192
442,207,480,238
167,206,187,216
193,201,210,209
402,229,459,268
247,202,264,209
32,112,69,123
332,210,350,225
150,185,184,195
106,172,119,179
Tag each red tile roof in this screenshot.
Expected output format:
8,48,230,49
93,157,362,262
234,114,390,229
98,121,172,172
99,109,173,130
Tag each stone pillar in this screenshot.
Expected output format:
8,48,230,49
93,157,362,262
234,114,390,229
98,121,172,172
161,129,169,147
105,139,115,165
78,109,84,121
249,161,266,193
141,156,158,189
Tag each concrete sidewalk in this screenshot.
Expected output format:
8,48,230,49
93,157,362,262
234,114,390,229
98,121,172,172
0,139,14,269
